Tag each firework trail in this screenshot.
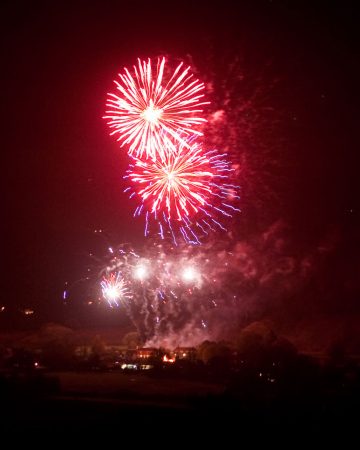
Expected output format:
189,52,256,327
104,57,209,160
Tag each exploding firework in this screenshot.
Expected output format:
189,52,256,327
124,139,240,244
100,271,130,307
104,57,208,160
65,239,219,342
94,243,210,342
68,222,314,348
98,243,204,293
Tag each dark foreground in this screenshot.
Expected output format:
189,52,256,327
1,370,359,443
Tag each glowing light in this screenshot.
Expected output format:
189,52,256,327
104,57,208,160
141,105,162,124
182,266,199,282
125,140,240,243
134,264,148,280
101,271,129,306
105,286,119,300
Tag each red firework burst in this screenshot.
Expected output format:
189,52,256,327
104,57,208,160
128,142,213,220
125,140,240,244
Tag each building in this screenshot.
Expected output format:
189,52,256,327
173,347,197,361
137,347,158,359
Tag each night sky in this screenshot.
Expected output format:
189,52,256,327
1,1,359,331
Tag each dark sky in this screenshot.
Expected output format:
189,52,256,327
1,1,359,326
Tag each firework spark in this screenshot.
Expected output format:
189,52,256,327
100,271,130,307
104,57,208,160
125,140,240,244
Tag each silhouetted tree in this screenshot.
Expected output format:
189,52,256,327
122,331,142,349
327,339,346,366
39,323,76,369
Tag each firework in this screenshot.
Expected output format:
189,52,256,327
98,243,203,291
65,236,247,345
181,266,200,283
124,140,240,244
104,57,208,160
133,263,149,281
100,271,130,307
